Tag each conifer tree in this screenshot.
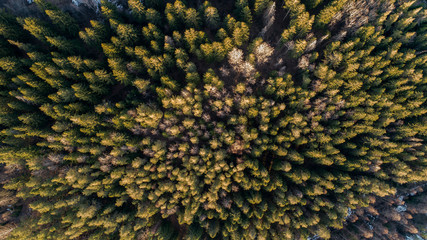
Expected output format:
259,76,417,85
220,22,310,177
204,5,220,29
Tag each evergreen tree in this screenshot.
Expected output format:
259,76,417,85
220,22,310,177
204,5,220,29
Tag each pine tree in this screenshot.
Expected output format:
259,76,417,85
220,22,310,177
128,0,146,23
115,24,138,47
232,22,250,47
314,0,349,29
19,17,54,42
45,9,79,36
204,6,220,29
254,0,271,16
185,8,200,28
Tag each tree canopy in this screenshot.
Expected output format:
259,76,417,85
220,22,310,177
0,0,426,239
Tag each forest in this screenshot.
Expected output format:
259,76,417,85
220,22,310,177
0,0,426,239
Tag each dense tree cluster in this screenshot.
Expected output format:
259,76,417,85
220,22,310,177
0,0,426,239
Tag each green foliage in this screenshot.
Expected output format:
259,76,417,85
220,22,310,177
204,5,220,29
314,0,349,29
280,0,314,43
254,0,271,15
0,0,426,240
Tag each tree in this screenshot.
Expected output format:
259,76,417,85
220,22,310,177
302,0,324,9
0,10,31,41
235,0,252,24
46,36,80,54
185,8,200,28
79,20,109,47
314,0,349,29
232,22,250,47
45,9,79,36
19,17,54,42
204,6,220,29
116,24,139,45
254,0,271,15
128,0,146,23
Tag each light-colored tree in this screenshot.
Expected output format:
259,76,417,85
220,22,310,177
255,42,274,65
228,48,244,66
